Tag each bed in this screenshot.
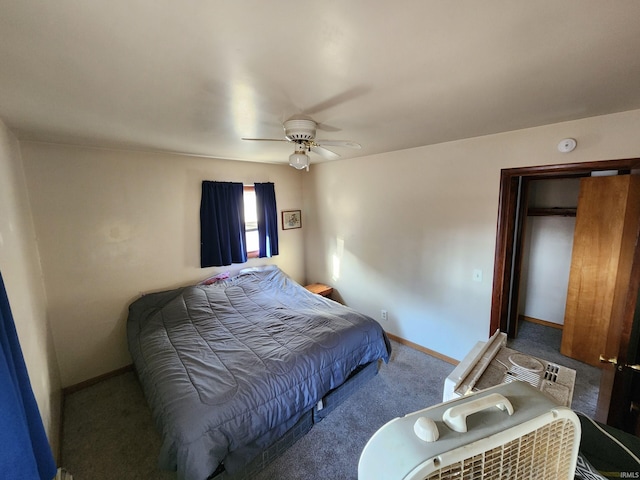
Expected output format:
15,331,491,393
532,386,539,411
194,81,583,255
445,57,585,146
127,265,391,480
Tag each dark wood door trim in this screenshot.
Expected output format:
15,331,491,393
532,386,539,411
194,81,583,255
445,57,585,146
489,157,640,336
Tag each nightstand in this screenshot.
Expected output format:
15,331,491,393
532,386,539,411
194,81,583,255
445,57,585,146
305,283,333,298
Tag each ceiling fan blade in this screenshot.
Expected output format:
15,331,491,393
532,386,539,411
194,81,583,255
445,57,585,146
302,85,371,116
314,122,341,133
315,139,361,149
242,137,289,142
311,145,341,160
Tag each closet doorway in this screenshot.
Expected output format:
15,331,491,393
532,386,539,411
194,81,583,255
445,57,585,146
489,158,640,431
517,177,579,338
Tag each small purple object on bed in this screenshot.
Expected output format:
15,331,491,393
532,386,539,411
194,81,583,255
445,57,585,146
198,271,230,285
127,265,390,480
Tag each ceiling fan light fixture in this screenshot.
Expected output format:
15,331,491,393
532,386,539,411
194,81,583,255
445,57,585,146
289,150,309,170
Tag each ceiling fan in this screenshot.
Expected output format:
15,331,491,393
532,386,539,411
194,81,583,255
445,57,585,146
242,115,361,171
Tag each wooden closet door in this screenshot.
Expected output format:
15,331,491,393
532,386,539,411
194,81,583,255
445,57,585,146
561,175,640,367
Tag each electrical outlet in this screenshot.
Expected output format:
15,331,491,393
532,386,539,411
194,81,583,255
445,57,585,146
380,309,388,321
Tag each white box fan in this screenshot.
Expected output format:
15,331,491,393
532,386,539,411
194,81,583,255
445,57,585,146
358,381,581,480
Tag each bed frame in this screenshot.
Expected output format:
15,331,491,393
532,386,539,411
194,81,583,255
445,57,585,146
209,360,380,480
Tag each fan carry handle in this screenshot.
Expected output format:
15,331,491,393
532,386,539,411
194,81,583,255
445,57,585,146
443,393,514,433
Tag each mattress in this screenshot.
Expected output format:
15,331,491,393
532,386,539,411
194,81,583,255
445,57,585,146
127,265,390,480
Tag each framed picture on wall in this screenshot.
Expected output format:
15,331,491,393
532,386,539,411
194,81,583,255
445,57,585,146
282,210,302,230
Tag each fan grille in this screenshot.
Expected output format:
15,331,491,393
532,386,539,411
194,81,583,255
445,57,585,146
423,418,577,480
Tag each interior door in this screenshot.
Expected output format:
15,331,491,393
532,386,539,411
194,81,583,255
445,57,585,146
616,287,640,435
597,224,640,432
561,175,640,367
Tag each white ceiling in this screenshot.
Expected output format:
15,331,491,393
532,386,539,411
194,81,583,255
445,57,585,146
2,1,640,166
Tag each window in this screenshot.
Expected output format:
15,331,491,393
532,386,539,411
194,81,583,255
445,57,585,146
200,181,277,267
243,186,259,258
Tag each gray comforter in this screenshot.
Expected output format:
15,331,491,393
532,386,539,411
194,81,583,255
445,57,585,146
127,266,391,480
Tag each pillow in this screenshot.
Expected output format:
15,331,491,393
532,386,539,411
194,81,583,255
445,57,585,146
238,265,279,276
198,272,230,285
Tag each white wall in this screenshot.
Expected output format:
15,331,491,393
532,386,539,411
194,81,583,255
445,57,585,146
303,109,640,361
519,179,580,325
520,216,575,324
0,120,61,456
21,143,305,387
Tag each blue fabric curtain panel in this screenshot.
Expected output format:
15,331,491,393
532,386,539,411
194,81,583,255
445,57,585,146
200,181,248,267
254,182,279,258
0,271,57,480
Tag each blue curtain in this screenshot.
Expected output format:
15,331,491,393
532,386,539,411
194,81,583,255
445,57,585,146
0,271,57,480
254,182,279,258
200,181,248,267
